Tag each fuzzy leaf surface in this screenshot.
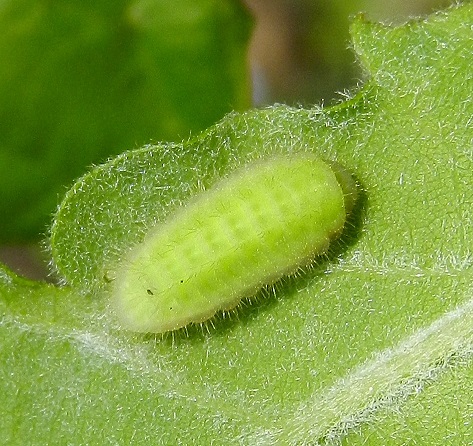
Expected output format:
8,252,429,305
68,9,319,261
3,3,473,445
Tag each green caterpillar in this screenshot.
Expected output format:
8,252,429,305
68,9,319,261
112,153,357,333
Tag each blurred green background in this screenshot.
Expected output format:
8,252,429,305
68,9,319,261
0,0,452,279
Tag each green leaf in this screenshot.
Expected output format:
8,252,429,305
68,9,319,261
0,0,250,241
3,3,473,444
342,358,473,444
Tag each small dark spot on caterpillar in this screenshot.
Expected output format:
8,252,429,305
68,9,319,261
147,289,154,295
